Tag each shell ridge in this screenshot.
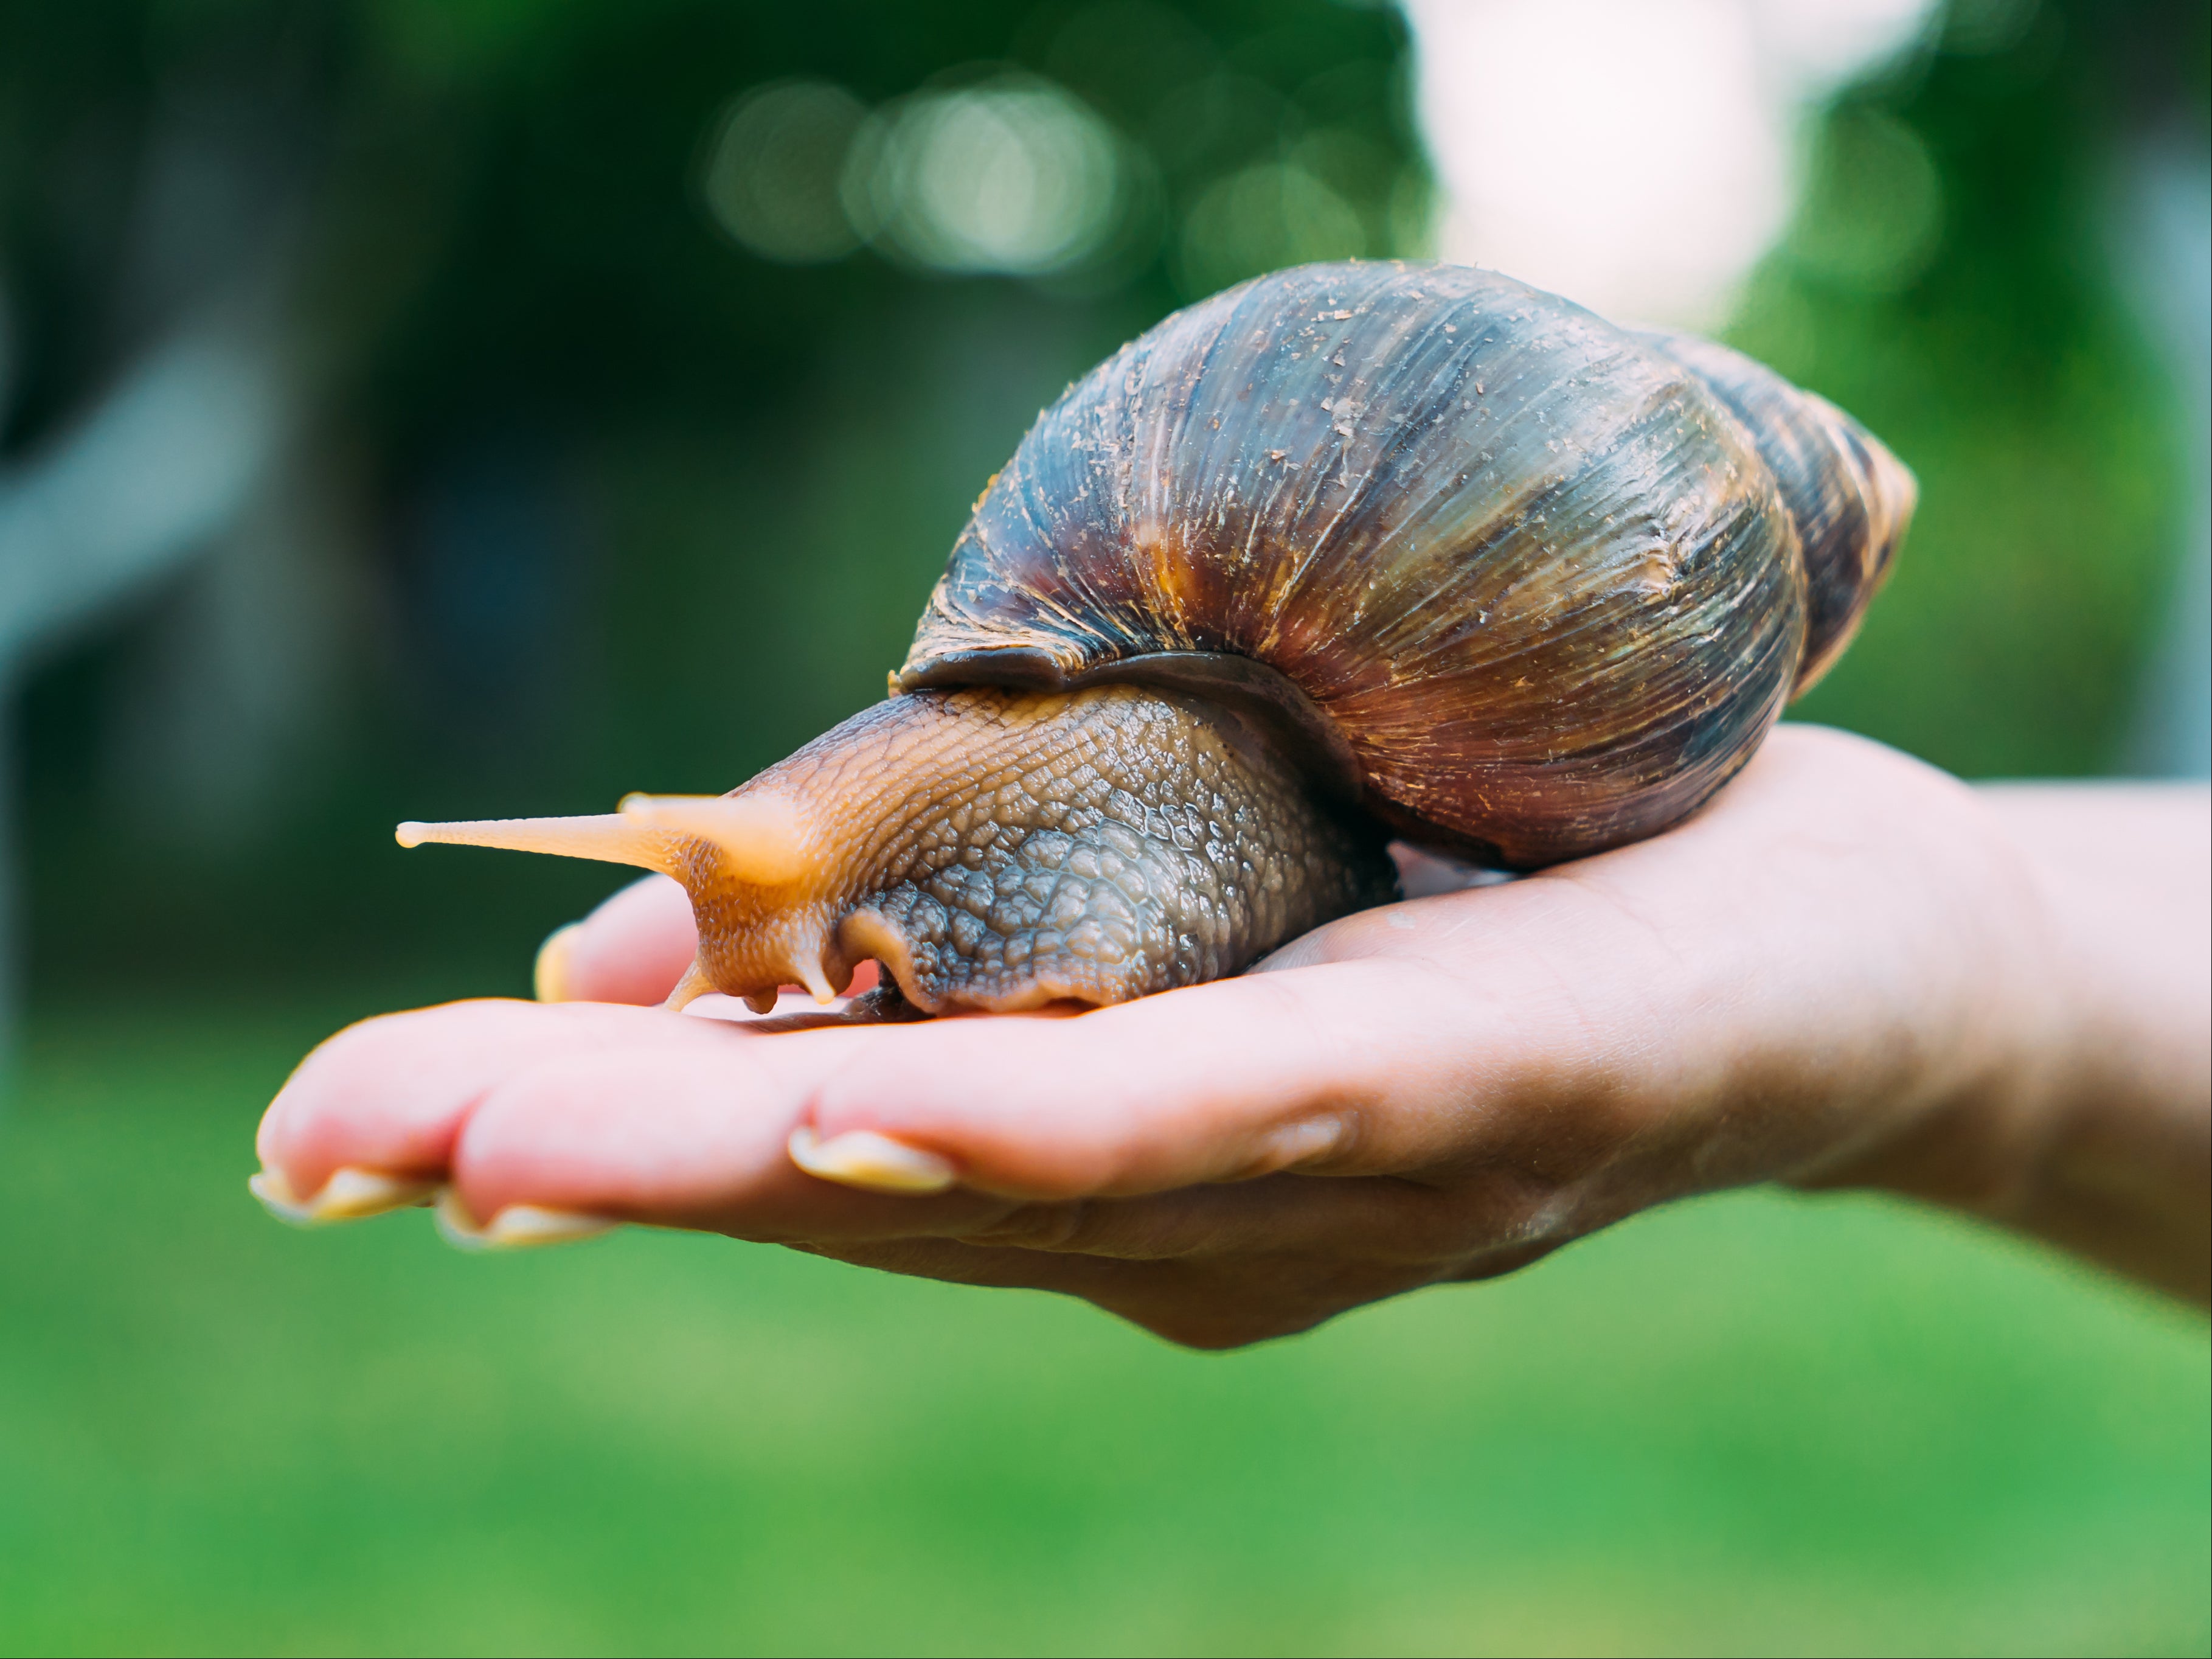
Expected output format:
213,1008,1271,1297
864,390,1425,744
1279,317,1522,654
1253,274,1467,654
1125,288,1257,652
1339,361,1702,676
1145,263,1406,659
1267,270,1506,640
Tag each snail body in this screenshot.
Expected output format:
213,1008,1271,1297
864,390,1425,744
400,263,1913,1014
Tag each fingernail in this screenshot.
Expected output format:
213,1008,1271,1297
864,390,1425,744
1270,1117,1344,1162
788,1126,957,1195
1247,1116,1348,1176
434,1186,617,1251
534,922,583,1003
250,1164,438,1226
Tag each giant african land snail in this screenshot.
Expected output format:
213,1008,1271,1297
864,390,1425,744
399,262,1914,1016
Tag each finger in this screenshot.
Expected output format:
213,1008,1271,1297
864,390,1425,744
260,988,1430,1242
272,989,1568,1258
445,1040,1017,1240
539,875,696,1004
258,999,716,1196
263,1000,1015,1238
796,959,1513,1202
266,933,1600,1236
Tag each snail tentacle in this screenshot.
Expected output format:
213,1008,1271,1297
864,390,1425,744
617,793,814,886
395,813,676,871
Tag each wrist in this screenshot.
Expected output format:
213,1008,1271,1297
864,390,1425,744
1825,781,2211,1301
1978,785,2211,1298
1786,782,2085,1219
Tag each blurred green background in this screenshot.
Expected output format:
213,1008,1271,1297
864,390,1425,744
0,1,2205,1654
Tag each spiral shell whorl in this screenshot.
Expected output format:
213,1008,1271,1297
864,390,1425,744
901,262,1905,869
1638,330,1915,694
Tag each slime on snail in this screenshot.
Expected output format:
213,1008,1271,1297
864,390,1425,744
397,262,1915,1017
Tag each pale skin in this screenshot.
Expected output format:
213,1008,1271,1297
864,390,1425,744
255,726,2211,1346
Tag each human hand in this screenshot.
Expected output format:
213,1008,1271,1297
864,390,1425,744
254,726,2210,1344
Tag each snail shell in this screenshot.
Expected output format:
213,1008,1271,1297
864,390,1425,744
400,262,1913,1014
899,261,1912,869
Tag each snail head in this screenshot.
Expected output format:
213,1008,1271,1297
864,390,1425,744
398,789,842,1012
399,686,1394,1015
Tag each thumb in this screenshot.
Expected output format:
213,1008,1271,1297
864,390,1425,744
537,875,698,1005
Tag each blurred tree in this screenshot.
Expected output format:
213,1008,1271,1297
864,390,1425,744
0,0,1423,1004
1736,0,2208,779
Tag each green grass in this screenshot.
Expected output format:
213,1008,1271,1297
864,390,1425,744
0,1004,2204,1657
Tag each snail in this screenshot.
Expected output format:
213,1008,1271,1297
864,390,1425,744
398,262,1913,1016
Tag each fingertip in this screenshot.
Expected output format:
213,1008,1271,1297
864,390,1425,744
434,1188,618,1251
249,1163,439,1227
256,998,620,1202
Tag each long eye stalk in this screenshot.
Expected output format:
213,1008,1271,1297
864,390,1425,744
397,793,811,885
395,813,674,872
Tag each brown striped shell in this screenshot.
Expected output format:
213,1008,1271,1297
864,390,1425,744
897,262,1913,869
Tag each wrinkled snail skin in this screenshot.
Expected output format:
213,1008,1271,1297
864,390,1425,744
398,262,1914,1016
699,684,1394,1014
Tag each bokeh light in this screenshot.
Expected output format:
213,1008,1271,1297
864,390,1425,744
1406,0,1938,327
700,79,870,264
1175,160,1365,297
1783,102,1946,292
844,74,1126,277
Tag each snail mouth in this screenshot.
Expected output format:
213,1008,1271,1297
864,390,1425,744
897,646,1365,805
